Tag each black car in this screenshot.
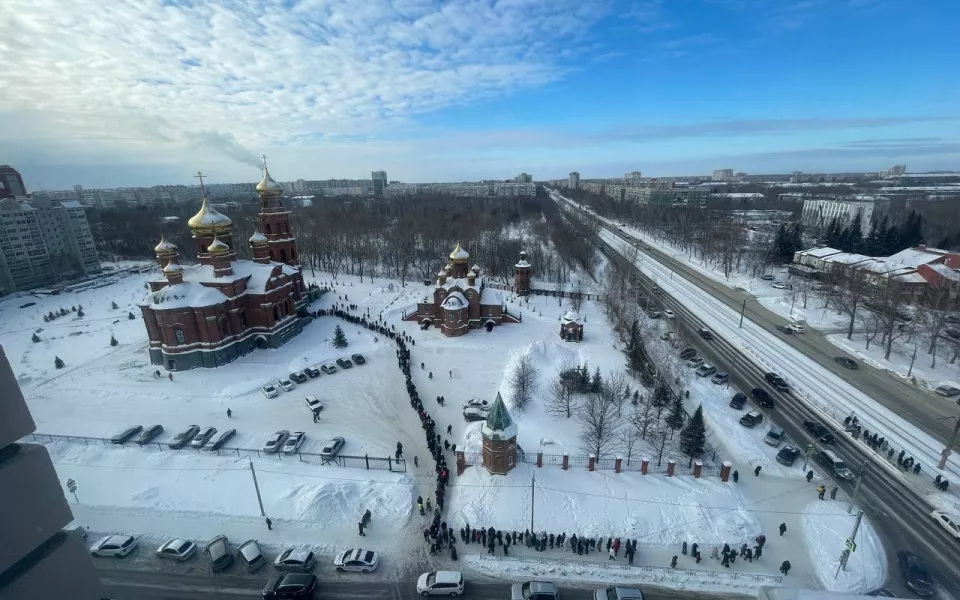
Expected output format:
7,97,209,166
729,392,747,410
262,573,318,599
679,347,697,361
289,371,308,384
336,357,353,369
110,425,143,444
698,328,714,340
351,353,366,365
135,424,163,445
208,429,236,450
168,425,201,450
897,551,934,598
305,367,321,378
775,325,793,335
776,445,799,466
751,387,775,408
865,589,897,597
834,356,858,370
803,420,835,444
764,373,790,393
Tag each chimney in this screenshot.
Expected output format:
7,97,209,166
917,244,927,252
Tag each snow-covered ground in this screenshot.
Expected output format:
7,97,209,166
827,333,960,393
801,501,885,593
2,259,888,593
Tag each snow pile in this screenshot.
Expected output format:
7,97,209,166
800,500,886,593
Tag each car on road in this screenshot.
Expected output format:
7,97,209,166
135,424,164,445
646,310,661,319
274,548,317,573
651,285,660,293
594,587,645,600
110,425,142,444
333,548,380,573
771,282,788,289
156,538,197,562
787,324,806,334
90,535,138,558
834,356,858,370
282,431,306,454
751,388,774,408
698,328,714,340
775,324,793,335
663,309,675,319
351,353,366,365
695,364,717,377
463,398,490,410
776,445,799,466
897,550,935,598
279,378,295,392
764,372,790,392
818,449,855,480
305,396,323,412
190,426,217,448
320,436,346,460
711,372,729,385
739,411,763,428
930,511,960,540
262,573,318,600
262,384,279,398
934,385,960,398
803,420,835,444
207,428,236,451
463,407,489,421
416,570,464,596
321,363,337,375
760,274,775,281
290,371,308,384
238,539,266,573
305,366,321,378
263,430,290,453
205,535,233,572
685,357,705,369
168,425,201,449
729,392,747,410
679,348,697,361
510,581,560,600
336,357,353,369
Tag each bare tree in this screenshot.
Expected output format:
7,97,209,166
918,277,958,368
509,354,539,413
830,266,870,340
569,278,585,313
577,390,620,458
546,363,576,419
630,395,657,440
648,419,674,467
618,426,640,466
604,369,629,419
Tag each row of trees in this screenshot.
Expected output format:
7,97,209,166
822,211,925,256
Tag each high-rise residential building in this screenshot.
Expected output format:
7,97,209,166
515,173,533,183
712,169,735,181
0,345,106,600
568,171,580,189
624,171,642,183
371,170,388,198
0,165,27,198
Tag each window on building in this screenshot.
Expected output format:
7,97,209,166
274,305,281,321
280,248,287,263
265,223,272,234
220,317,229,337
239,312,247,328
174,327,185,344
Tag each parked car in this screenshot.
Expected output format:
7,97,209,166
416,571,464,596
91,535,138,558
351,353,366,365
191,426,218,448
751,388,774,408
646,310,661,319
463,398,490,410
804,420,835,444
168,425,201,449
135,424,164,445
776,445,799,466
290,371,308,384
787,324,806,334
320,436,345,460
238,539,266,573
896,551,935,598
274,548,317,573
764,426,786,447
263,430,290,453
818,449,855,480
930,511,960,540
205,535,233,572
834,356,858,370
279,378,295,392
110,425,143,444
282,431,306,454
463,407,489,422
729,392,747,410
685,357,704,369
262,384,279,398
760,274,775,281
156,538,197,562
208,428,236,450
698,328,714,340
934,385,960,398
946,314,960,324
305,396,323,412
771,282,788,289
679,348,697,361
695,364,717,377
659,332,674,342
262,573,318,600
594,587,645,600
510,581,560,600
305,366,321,378
321,363,337,375
739,411,763,428
864,588,897,597
336,357,353,369
333,548,380,573
711,372,729,385
663,309,675,319
775,324,794,335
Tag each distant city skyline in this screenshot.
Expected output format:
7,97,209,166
1,0,958,190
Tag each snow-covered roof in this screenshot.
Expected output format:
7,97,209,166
515,259,531,268
479,286,502,305
561,311,581,324
154,236,178,253
150,260,293,294
208,237,230,255
471,264,481,272
162,260,183,275
449,242,470,262
824,252,874,266
439,276,480,292
187,197,232,230
481,392,517,441
796,247,842,259
885,246,950,268
442,291,468,310
927,263,960,281
144,282,225,309
60,200,83,208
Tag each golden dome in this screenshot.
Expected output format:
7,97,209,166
255,165,283,193
162,259,183,274
207,237,230,255
154,235,177,255
449,242,470,263
249,230,269,246
187,197,232,235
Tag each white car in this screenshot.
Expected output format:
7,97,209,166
695,364,717,377
787,324,806,334
663,309,675,319
594,587,645,600
463,407,489,422
190,426,217,448
321,363,337,375
262,384,279,398
417,570,464,596
263,430,290,453
462,398,490,410
305,396,323,412
90,535,138,558
333,548,380,573
156,538,197,561
931,510,960,540
282,431,306,454
279,378,295,392
771,282,788,289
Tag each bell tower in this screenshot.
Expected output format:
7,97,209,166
255,156,299,266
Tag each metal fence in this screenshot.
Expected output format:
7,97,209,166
29,433,406,472
463,447,712,476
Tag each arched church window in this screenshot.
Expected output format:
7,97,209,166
174,327,185,345
239,312,248,328
219,317,229,337
280,249,287,263
265,223,272,234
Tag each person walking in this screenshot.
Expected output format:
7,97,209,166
414,456,419,468
732,470,739,483
780,560,791,575
691,543,698,558
363,509,371,526
830,486,838,500
227,408,232,418
417,496,424,516
817,485,826,500
754,465,762,476
670,555,678,569
265,517,273,530
913,462,922,475
806,470,813,483
358,521,366,536
608,546,616,560
745,548,753,562
695,551,701,564
779,523,787,536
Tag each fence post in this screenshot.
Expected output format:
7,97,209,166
720,461,732,482
694,461,702,479
641,457,649,475
615,456,622,474
537,451,543,468
588,454,596,471
388,456,393,472
562,454,569,470
365,454,370,470
667,460,675,477
456,451,466,475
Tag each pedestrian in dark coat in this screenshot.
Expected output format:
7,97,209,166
670,555,678,568
570,534,577,552
488,540,495,555
745,548,753,562
681,541,687,555
549,533,555,548
897,450,904,465
481,530,487,546
754,545,762,560
503,542,509,556
806,470,813,482
779,522,787,536
450,545,458,561
614,538,621,556
887,448,895,460
691,543,698,557
913,462,922,475
358,521,365,536
732,470,739,483
497,530,503,545
577,540,584,555
729,551,737,564
780,560,791,575
721,554,730,568
722,543,730,555
695,551,701,563
830,486,839,500
754,465,762,476
606,538,613,551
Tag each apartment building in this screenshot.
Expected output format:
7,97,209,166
712,168,735,181
0,165,27,198
383,182,536,197
800,198,874,236
568,171,580,189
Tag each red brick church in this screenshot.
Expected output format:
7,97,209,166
139,162,308,371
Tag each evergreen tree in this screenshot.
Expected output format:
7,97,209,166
128,311,136,320
896,211,924,250
43,315,49,323
680,405,707,457
579,362,591,391
54,356,64,369
111,301,119,309
31,333,41,343
590,366,603,393
632,390,640,405
824,217,842,248
110,335,118,347
789,223,803,254
627,319,640,353
840,213,863,252
71,306,76,312
333,325,348,348
665,397,685,430
651,380,671,415
863,217,881,256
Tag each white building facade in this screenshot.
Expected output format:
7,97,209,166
801,198,874,235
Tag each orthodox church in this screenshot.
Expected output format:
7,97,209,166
407,243,530,337
139,162,308,371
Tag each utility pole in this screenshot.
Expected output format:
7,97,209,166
739,299,747,328
907,345,918,377
248,458,266,517
836,510,863,577
530,472,536,532
848,460,868,514
938,415,960,469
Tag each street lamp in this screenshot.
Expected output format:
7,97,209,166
937,415,960,470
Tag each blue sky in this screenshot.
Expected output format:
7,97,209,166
1,0,957,189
